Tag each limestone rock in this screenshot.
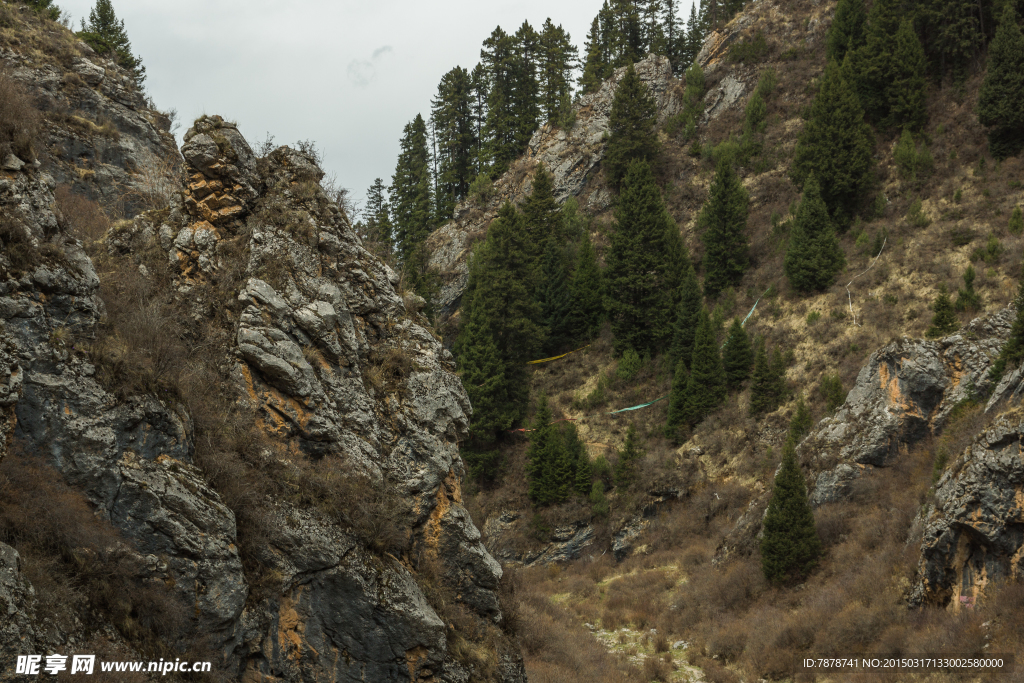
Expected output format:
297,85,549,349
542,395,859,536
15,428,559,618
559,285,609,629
911,414,1024,607
805,308,1013,505
0,543,39,671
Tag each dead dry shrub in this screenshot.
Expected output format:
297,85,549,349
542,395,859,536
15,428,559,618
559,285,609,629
707,618,749,663
0,212,40,276
0,447,199,659
54,184,110,243
643,655,672,682
0,68,40,160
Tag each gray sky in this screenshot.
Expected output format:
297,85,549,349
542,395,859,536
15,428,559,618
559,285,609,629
59,1,690,213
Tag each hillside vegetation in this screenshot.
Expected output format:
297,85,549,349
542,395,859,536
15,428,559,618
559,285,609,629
408,0,1024,680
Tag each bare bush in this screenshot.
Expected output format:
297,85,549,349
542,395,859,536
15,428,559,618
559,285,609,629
0,68,40,160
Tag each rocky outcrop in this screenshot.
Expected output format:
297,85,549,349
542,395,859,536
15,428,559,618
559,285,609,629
804,309,1013,505
0,543,39,665
911,413,1024,608
425,53,683,317
127,119,517,681
1,16,179,219
484,512,598,566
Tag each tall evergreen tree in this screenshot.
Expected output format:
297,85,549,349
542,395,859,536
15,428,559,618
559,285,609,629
604,62,660,188
669,262,704,369
79,0,145,85
791,60,874,226
456,202,544,441
978,5,1024,159
750,340,785,416
538,236,574,354
361,178,393,253
522,165,564,243
604,160,680,356
470,64,490,174
613,424,645,487
761,439,821,584
789,394,813,444
431,66,477,221
699,159,749,296
886,19,928,132
580,16,612,95
512,22,543,150
665,358,689,441
539,19,578,124
480,26,519,175
722,318,753,388
682,3,702,66
784,175,846,292
457,305,508,446
611,0,645,66
661,0,684,68
568,424,593,496
927,0,983,84
826,0,867,64
526,395,560,504
681,307,727,425
848,0,903,124
391,114,434,264
569,232,605,340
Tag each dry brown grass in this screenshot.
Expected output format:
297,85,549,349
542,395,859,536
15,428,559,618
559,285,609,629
0,68,40,161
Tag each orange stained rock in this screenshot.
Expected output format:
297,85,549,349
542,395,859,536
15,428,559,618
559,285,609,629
421,468,463,553
278,587,313,662
405,646,429,682
878,361,923,418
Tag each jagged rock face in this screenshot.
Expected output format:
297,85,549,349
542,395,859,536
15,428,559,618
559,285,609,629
426,53,682,318
1,36,180,218
0,543,38,661
912,413,1024,607
805,309,1013,505
1,165,248,658
146,122,517,682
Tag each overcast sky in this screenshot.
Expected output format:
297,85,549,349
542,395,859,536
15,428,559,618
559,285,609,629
58,1,690,213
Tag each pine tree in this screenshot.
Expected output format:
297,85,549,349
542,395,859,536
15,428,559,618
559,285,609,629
886,19,928,132
1010,206,1024,235
848,0,903,124
760,439,821,584
78,0,145,85
568,424,593,495
480,27,518,175
604,62,660,188
522,165,564,243
456,202,545,441
431,66,477,221
604,160,679,356
457,306,508,445
580,16,611,95
361,178,393,253
538,236,574,354
470,64,490,174
569,231,605,340
527,395,560,504
791,60,874,226
613,424,645,487
990,276,1024,379
682,2,702,66
826,0,866,64
665,358,689,441
512,21,543,152
978,5,1024,159
955,265,982,313
789,394,813,444
539,19,579,125
662,0,683,68
391,115,434,265
681,307,726,425
928,0,983,84
750,340,784,416
784,175,847,292
611,0,645,66
669,262,704,369
699,159,749,296
926,284,959,338
722,318,753,389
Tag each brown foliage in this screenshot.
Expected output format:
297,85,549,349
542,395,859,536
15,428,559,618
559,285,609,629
0,68,40,161
54,184,111,242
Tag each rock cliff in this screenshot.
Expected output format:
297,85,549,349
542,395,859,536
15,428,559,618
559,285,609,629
1,5,180,219
1,105,523,681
